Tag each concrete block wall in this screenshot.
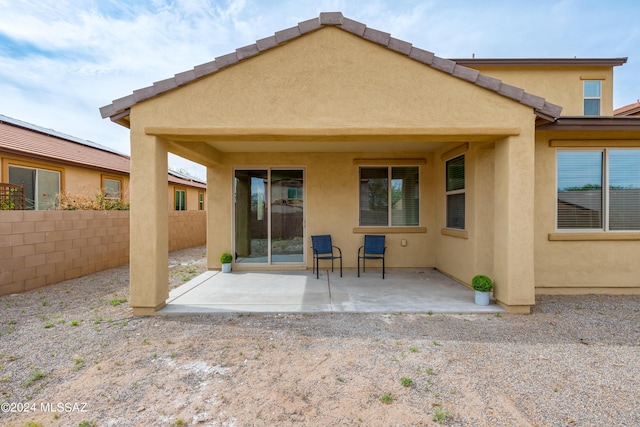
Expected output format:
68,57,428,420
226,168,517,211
1,210,206,296
168,210,207,252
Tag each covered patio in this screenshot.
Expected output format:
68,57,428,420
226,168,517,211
99,12,561,315
159,269,505,314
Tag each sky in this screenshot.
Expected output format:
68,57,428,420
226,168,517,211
1,0,639,179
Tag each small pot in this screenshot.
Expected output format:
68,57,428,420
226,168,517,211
221,263,232,273
474,290,490,306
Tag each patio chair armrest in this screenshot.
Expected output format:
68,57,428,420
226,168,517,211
333,246,342,256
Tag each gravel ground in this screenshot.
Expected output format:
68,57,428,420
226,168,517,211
1,245,639,426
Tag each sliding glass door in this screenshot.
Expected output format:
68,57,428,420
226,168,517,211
234,168,304,265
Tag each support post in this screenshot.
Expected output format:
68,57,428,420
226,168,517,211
493,134,536,313
129,134,169,315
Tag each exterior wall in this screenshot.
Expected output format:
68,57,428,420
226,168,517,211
434,142,495,283
168,210,206,251
465,66,615,116
533,131,640,294
205,151,437,270
0,210,206,296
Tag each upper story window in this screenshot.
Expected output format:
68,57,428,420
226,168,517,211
359,166,419,227
445,155,465,229
583,80,601,116
198,192,205,210
557,149,640,231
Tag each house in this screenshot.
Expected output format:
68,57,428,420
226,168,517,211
0,114,206,210
99,12,640,315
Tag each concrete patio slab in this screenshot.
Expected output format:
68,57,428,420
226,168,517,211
159,268,505,314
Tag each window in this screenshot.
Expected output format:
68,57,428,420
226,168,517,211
103,177,122,199
175,189,186,211
359,166,419,227
445,155,465,229
557,149,640,231
583,80,601,116
8,165,60,210
198,192,204,210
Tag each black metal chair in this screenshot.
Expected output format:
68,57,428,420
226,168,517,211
311,235,342,279
358,235,386,279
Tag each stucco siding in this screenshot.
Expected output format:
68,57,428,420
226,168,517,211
534,134,640,294
467,66,615,116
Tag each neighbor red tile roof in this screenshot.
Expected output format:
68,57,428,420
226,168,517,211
614,100,640,116
100,12,564,121
0,115,130,174
0,115,206,189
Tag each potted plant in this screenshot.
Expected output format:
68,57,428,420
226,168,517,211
220,252,233,273
472,274,493,306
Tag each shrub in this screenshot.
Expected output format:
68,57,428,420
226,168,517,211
220,252,233,264
57,191,129,210
472,274,493,292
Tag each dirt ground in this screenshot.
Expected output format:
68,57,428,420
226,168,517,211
1,246,639,426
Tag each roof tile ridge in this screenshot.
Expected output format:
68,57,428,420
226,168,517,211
100,11,562,119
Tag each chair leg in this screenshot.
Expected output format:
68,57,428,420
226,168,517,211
382,257,385,279
339,257,342,277
331,258,334,273
316,257,319,279
357,256,360,277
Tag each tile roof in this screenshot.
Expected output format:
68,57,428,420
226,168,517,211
0,115,130,174
0,114,206,188
100,11,563,121
614,100,640,116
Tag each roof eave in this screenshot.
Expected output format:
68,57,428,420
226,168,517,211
537,116,640,131
452,58,628,67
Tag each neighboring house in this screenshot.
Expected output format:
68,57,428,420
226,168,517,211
615,100,640,117
99,12,640,315
0,114,206,210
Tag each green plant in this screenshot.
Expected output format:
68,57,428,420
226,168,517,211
0,186,18,210
220,252,233,264
400,377,414,387
409,345,419,353
472,274,493,292
70,320,81,326
78,421,97,427
72,358,85,371
44,321,54,329
379,393,393,404
23,367,45,386
109,298,127,306
432,405,450,424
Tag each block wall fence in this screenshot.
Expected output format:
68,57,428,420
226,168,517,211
0,210,206,296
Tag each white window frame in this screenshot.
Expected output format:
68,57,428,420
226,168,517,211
583,80,602,116
556,148,640,232
358,166,420,227
445,154,465,230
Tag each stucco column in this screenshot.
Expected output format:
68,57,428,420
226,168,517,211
129,133,169,315
493,133,536,313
